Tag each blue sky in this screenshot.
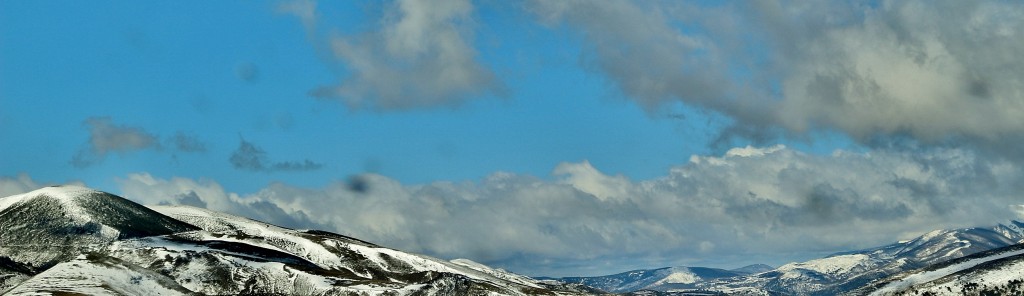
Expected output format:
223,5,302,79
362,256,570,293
4,0,1024,277
1,1,736,192
0,1,859,193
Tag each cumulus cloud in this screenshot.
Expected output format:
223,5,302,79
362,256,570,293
292,0,501,110
530,0,1024,157
115,173,316,228
116,145,1024,276
229,138,322,172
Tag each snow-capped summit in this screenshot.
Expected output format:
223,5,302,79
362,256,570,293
0,186,197,234
0,186,198,272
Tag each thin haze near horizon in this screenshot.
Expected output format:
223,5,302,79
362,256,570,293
3,0,1024,277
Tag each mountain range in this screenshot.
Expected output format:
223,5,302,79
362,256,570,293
3,186,1024,295
551,221,1024,295
547,265,771,293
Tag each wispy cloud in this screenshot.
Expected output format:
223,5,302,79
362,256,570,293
168,132,207,153
277,0,318,31
117,145,1024,276
234,62,259,83
71,117,208,167
284,0,502,110
228,138,322,172
71,117,160,168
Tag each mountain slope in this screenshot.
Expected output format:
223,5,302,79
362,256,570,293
143,204,570,295
3,253,194,296
837,243,1024,295
0,187,591,295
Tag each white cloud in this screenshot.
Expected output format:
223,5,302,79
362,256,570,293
295,0,501,110
724,145,785,158
114,145,1024,276
553,160,631,201
771,0,1024,142
277,0,318,31
530,0,1024,156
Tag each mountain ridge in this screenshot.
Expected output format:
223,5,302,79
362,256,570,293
5,186,1024,295
0,186,593,295
0,186,199,273
552,220,1024,295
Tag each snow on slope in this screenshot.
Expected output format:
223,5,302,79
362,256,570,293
148,205,352,269
450,258,542,288
0,186,197,271
3,254,192,296
1,188,587,295
679,222,1024,295
776,254,874,279
108,234,561,296
148,205,557,295
868,246,1024,295
651,270,700,285
555,266,747,293
108,236,349,295
1,186,196,234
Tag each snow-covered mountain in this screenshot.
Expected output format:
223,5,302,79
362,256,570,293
0,186,596,295
708,222,1024,295
555,221,1024,295
550,265,759,293
0,186,199,273
850,244,1024,295
6,186,1024,295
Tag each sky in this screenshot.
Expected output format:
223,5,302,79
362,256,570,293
3,0,1024,277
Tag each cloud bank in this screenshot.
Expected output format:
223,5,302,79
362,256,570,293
114,145,1024,276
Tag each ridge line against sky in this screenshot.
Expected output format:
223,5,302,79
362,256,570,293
4,0,1024,276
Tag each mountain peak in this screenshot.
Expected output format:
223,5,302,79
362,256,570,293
0,186,199,270
0,185,96,212
11,185,95,197
0,187,588,295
